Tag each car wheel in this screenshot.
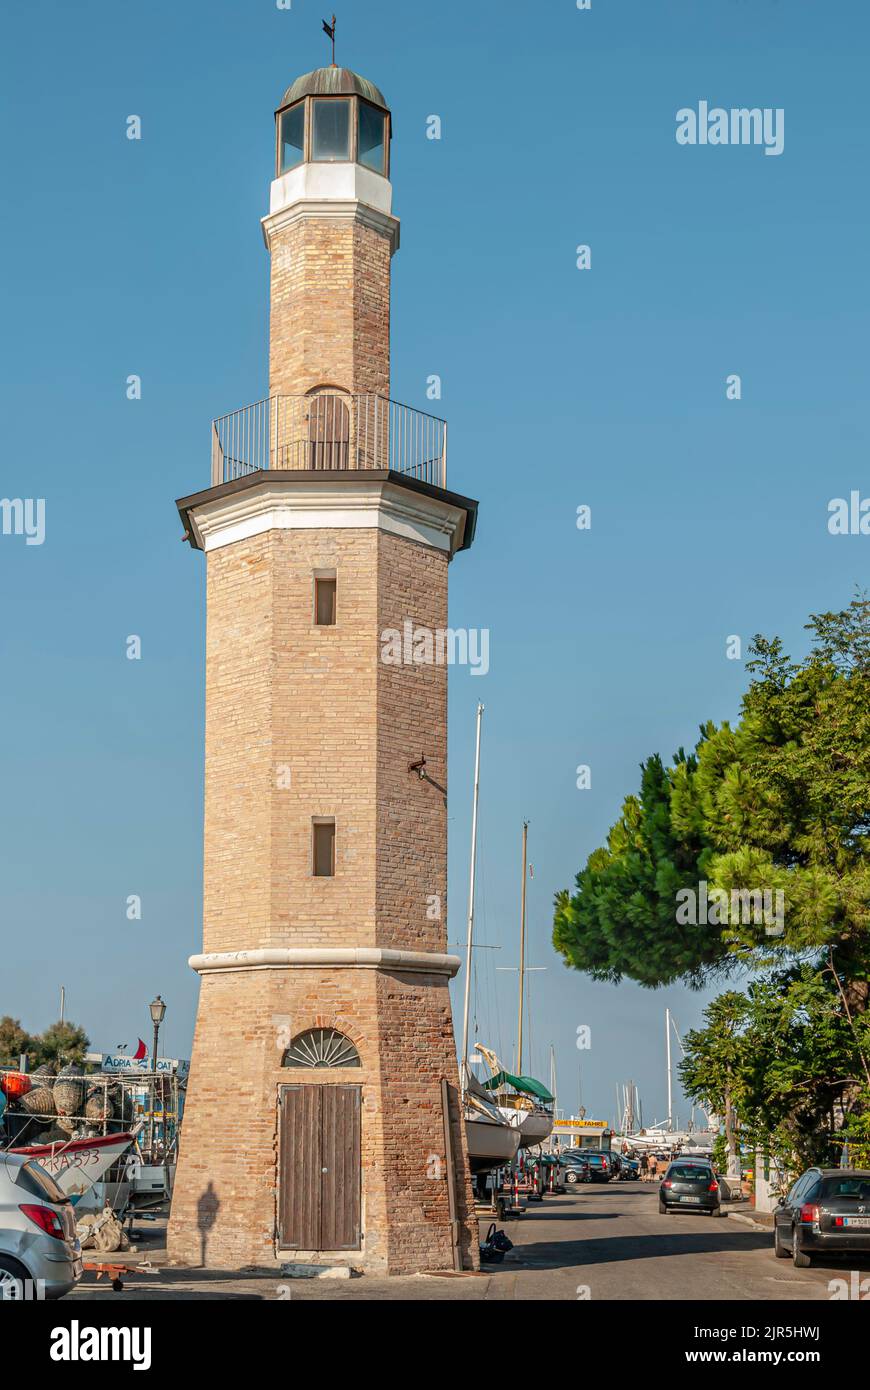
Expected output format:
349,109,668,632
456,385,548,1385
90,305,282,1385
0,1256,31,1299
792,1231,812,1268
711,1205,724,1218
565,1170,578,1184
773,1222,789,1258
658,1199,668,1214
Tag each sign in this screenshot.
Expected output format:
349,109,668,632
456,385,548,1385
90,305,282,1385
554,1118,608,1129
87,1053,190,1078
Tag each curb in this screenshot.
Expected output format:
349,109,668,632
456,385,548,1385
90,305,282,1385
726,1210,772,1232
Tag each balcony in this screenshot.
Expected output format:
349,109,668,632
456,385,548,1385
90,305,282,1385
210,393,447,490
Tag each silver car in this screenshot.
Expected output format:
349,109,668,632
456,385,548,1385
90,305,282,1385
0,1151,82,1300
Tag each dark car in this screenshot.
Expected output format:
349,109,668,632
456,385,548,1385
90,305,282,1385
774,1168,870,1268
584,1153,615,1183
619,1156,640,1181
659,1160,722,1216
560,1153,591,1185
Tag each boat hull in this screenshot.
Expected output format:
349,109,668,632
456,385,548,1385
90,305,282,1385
497,1107,554,1149
464,1116,521,1174
11,1132,138,1205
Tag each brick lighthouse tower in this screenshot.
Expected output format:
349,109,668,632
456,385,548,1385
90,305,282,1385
167,61,479,1275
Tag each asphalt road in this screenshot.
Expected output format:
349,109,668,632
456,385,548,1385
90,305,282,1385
64,1182,870,1301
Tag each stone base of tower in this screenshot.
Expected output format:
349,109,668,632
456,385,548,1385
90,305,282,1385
166,965,479,1276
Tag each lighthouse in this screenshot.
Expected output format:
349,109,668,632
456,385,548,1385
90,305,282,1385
167,61,479,1275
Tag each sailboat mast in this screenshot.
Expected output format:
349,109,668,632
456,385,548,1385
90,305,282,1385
666,1007,673,1131
516,819,528,1074
460,702,484,1098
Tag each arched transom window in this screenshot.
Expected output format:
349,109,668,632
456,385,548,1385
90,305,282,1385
282,1028,361,1069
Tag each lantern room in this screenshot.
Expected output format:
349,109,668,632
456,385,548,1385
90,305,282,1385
275,67,391,178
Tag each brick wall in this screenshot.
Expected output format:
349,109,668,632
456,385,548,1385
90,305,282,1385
268,218,391,400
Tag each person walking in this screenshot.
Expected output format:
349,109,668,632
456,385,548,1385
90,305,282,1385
648,1153,659,1183
640,1152,649,1182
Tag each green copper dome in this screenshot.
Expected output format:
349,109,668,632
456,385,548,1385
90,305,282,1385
279,67,388,110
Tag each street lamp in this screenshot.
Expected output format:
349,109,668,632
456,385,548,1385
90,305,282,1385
149,995,166,1074
147,995,167,1166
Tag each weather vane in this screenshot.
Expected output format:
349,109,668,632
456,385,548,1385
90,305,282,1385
322,14,337,67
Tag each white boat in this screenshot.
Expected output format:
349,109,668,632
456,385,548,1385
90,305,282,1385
476,1045,554,1150
499,1105,554,1147
10,1130,140,1206
463,1081,522,1174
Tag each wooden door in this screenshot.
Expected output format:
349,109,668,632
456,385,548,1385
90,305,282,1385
278,1085,361,1251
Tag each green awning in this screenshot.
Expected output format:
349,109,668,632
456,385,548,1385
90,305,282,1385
482,1071,554,1103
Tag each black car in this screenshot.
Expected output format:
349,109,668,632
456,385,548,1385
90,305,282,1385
659,1161,722,1216
584,1153,615,1183
774,1168,870,1268
619,1156,640,1181
560,1153,591,1185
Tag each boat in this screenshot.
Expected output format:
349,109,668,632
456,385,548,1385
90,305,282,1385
473,819,556,1153
9,1130,140,1206
463,1073,521,1173
458,704,523,1177
476,1045,555,1149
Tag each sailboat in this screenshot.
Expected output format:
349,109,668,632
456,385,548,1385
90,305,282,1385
475,823,554,1149
459,704,522,1176
476,1045,554,1148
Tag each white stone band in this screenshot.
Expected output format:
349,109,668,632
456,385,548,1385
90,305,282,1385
187,477,468,557
189,947,462,978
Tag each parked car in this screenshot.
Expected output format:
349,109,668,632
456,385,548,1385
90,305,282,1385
561,1153,591,1185
773,1168,870,1268
619,1156,640,1181
659,1160,722,1216
0,1152,82,1300
584,1153,615,1183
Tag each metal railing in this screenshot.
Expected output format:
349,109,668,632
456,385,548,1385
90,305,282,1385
211,393,447,489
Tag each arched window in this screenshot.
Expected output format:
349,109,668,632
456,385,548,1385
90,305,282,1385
307,392,350,470
282,1028,361,1069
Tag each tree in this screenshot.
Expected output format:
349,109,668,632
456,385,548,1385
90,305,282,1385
678,992,749,1176
0,1017,33,1068
554,595,870,1008
33,1021,90,1069
680,968,868,1174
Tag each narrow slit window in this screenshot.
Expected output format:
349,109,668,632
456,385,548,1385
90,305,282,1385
314,576,336,626
313,819,336,877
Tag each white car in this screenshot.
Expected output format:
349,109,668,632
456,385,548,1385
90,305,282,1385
0,1151,82,1300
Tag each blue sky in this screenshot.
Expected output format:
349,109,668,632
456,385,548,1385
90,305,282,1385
1,0,867,1125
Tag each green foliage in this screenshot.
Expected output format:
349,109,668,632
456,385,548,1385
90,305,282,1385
36,1021,89,1068
554,595,870,996
680,968,868,1171
0,1017,31,1068
0,1017,90,1070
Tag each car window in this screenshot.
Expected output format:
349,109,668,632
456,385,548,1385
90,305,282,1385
787,1174,810,1204
13,1160,69,1205
668,1164,712,1181
819,1176,870,1201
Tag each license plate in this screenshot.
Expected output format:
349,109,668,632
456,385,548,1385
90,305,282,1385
841,1217,870,1228
680,1195,703,1203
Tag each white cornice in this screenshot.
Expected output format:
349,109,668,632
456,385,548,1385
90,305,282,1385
190,947,461,978
186,476,467,557
262,199,400,255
